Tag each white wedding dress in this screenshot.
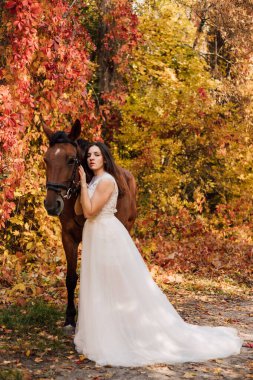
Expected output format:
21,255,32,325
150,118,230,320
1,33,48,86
74,172,242,367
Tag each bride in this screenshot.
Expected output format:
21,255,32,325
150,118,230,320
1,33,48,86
74,142,242,367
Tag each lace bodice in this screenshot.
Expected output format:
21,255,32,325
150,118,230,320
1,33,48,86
87,172,118,217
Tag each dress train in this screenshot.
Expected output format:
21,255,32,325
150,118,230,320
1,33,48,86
74,173,242,367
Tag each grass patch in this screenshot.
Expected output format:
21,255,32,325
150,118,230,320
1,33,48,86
0,369,23,380
0,300,68,354
0,299,62,332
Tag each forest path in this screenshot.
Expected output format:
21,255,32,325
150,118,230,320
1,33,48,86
0,277,252,379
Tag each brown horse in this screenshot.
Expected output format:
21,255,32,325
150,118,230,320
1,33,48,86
43,119,137,330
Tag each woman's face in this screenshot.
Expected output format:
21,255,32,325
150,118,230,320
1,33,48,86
87,145,104,172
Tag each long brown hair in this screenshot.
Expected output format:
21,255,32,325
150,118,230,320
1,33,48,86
83,142,128,197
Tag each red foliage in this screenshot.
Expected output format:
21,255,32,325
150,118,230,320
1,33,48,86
136,207,253,281
0,0,98,226
197,87,207,100
0,0,139,226
0,0,42,226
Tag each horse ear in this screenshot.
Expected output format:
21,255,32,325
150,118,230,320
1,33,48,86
42,124,54,140
68,119,81,141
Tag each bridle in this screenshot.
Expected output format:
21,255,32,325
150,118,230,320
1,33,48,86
46,144,81,200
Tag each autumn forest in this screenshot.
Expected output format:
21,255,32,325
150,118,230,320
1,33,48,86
0,0,253,376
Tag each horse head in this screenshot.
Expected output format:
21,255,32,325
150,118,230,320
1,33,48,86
43,119,85,216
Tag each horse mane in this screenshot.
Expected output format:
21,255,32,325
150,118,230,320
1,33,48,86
77,138,89,152
49,132,89,154
49,131,78,147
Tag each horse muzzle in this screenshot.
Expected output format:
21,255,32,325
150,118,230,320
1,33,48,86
44,195,64,216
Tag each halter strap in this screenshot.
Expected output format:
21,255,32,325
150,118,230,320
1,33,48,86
46,182,69,192
46,156,80,199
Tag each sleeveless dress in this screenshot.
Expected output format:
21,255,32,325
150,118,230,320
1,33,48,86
74,172,242,367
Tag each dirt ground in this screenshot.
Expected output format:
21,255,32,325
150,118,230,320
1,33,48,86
1,279,252,380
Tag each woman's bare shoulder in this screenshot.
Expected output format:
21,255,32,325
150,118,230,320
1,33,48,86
96,177,115,191
102,173,116,183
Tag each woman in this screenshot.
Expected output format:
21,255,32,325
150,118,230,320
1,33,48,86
74,142,242,367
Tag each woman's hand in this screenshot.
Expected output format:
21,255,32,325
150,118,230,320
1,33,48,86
79,166,87,188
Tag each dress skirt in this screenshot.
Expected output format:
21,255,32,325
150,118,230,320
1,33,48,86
74,214,242,367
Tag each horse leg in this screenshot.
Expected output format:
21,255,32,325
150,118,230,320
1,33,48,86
62,233,79,330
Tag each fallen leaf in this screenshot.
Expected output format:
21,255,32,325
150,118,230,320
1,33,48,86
183,372,196,378
213,367,222,374
34,357,43,363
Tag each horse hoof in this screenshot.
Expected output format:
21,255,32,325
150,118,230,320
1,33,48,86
63,324,75,335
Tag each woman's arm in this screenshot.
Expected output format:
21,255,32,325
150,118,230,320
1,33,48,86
78,166,114,218
80,179,114,218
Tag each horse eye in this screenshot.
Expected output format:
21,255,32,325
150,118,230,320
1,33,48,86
67,157,75,165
